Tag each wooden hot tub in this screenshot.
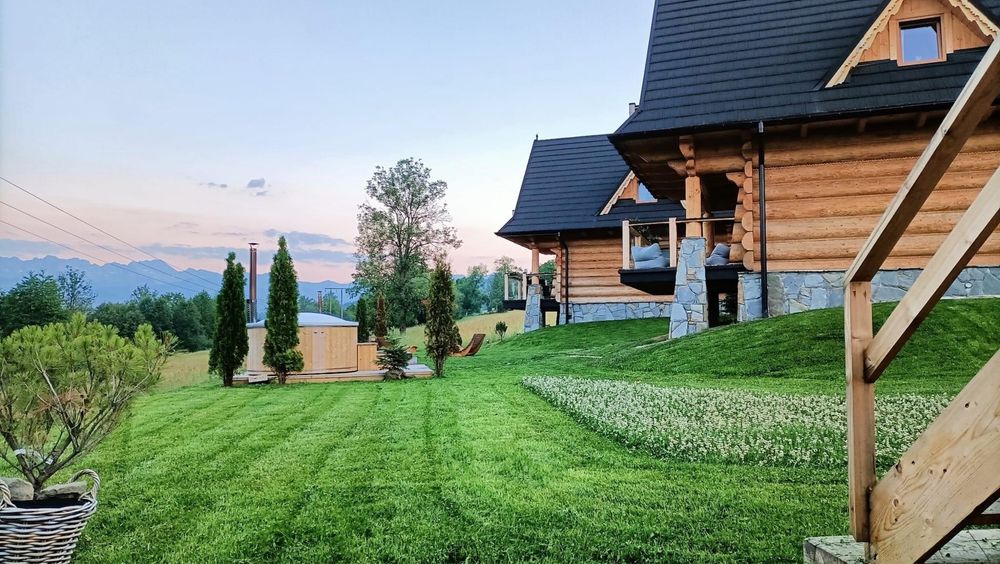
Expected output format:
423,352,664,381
246,313,361,375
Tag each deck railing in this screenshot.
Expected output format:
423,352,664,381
503,271,555,301
621,217,733,270
843,38,1000,562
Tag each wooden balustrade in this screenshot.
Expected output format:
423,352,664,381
621,217,731,270
843,38,1000,562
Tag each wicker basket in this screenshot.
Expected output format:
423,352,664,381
0,470,100,564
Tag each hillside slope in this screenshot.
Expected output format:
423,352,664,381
489,298,1000,394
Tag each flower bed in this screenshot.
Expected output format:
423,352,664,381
522,376,947,468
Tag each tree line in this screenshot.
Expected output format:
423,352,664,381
0,267,217,351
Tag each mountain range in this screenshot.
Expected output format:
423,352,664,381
0,255,356,307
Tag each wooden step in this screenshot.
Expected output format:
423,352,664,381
968,501,1000,526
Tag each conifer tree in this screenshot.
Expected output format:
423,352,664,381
356,296,371,342
209,252,249,387
374,293,389,345
263,236,303,384
425,259,459,377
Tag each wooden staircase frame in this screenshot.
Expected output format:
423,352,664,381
845,39,1000,562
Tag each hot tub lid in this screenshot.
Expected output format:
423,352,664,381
247,312,358,328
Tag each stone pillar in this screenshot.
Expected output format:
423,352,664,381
737,272,763,322
669,237,709,338
524,284,545,333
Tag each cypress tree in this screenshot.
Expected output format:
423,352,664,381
263,236,304,384
374,293,389,345
356,296,370,342
209,253,249,387
425,259,458,377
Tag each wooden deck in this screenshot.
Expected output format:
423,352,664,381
233,363,434,385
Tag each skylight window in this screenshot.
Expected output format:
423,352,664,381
637,183,657,203
900,19,942,64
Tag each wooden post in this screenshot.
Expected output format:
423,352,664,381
686,177,703,237
680,135,703,238
668,218,678,267
530,247,540,285
846,281,876,542
705,216,715,253
622,220,631,270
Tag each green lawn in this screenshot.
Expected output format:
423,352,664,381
49,299,996,562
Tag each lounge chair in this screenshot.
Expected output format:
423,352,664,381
452,333,485,357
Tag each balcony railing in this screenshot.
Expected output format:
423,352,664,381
621,217,735,270
503,271,556,301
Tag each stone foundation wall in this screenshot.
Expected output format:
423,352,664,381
559,301,671,324
738,267,1000,320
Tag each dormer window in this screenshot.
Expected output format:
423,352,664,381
899,18,943,64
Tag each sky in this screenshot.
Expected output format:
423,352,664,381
0,1,654,282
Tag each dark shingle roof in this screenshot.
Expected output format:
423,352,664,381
496,135,685,237
614,0,1000,138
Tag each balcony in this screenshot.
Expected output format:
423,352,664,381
619,217,745,295
502,271,561,312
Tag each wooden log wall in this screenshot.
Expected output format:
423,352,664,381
728,137,756,269
755,117,1000,272
555,238,673,303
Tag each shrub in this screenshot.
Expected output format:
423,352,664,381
377,342,410,380
495,321,508,341
210,252,249,387
0,314,169,493
264,236,303,384
425,260,459,377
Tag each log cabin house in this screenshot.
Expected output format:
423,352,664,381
498,0,1000,336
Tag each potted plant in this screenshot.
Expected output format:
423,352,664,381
0,314,168,562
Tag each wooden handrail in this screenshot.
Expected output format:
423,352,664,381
864,165,1000,381
843,35,1000,556
629,217,732,228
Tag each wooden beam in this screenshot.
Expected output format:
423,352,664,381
868,350,1000,563
865,163,1000,382
846,39,1000,283
621,220,631,270
668,218,678,267
530,247,540,284
846,281,876,542
685,178,703,237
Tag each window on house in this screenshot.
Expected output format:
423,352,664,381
900,19,942,64
637,183,657,203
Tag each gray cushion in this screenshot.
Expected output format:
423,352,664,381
631,243,662,262
634,254,668,270
706,243,731,266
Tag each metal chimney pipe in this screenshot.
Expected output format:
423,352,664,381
248,242,259,322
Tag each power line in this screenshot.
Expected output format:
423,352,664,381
0,219,208,295
0,175,221,288
0,200,217,292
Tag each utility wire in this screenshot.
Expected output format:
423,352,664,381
0,175,221,288
0,219,207,295
1,200,217,292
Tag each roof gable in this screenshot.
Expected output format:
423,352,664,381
613,0,1000,139
827,0,998,86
